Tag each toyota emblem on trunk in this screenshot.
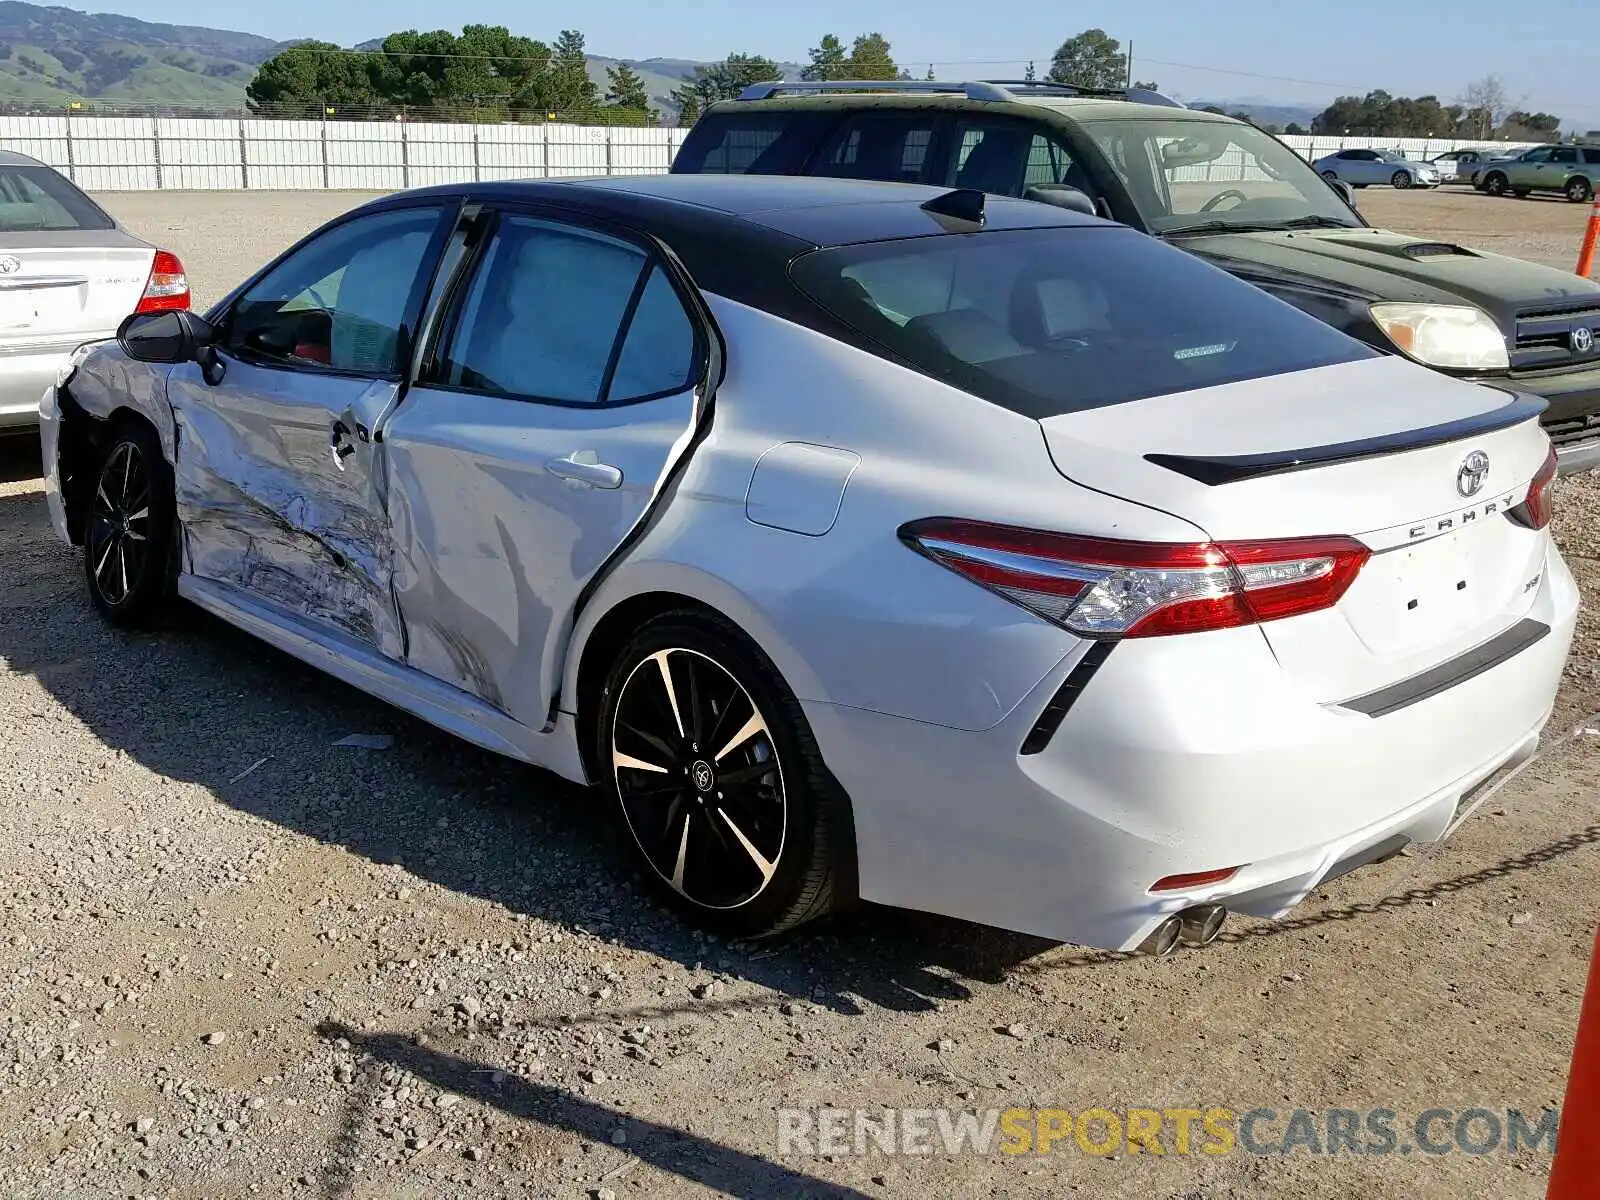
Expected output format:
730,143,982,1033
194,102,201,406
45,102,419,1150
0,256,20,275
1572,326,1595,355
1457,450,1490,497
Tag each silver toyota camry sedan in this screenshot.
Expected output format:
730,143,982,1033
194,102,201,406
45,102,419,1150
0,150,188,434
40,175,1575,953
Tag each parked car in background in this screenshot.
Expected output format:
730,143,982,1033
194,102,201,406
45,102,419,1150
0,150,188,435
1311,148,1440,189
39,176,1576,954
1465,149,1525,186
1475,144,1600,203
1426,148,1498,182
671,81,1600,473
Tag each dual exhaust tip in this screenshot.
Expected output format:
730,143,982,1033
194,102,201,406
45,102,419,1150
1137,904,1227,956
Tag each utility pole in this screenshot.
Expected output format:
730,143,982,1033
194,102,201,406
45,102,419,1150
1126,40,1134,89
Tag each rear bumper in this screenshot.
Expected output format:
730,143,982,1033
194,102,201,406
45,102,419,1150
0,346,82,430
806,541,1578,951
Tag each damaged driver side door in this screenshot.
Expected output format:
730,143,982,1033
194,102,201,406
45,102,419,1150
167,204,451,656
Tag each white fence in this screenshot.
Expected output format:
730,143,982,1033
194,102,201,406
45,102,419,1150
0,115,1539,192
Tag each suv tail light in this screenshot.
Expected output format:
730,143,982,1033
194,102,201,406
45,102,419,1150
901,518,1371,639
134,249,190,314
1508,444,1558,531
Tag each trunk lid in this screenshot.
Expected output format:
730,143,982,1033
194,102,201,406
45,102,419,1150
0,233,153,355
1038,356,1553,702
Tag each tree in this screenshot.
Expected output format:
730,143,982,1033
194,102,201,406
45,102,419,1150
1131,79,1159,91
1460,75,1510,139
246,41,386,116
803,34,848,81
844,33,897,81
1503,110,1561,142
1024,61,1036,83
371,26,550,118
1311,91,1468,137
1284,121,1307,136
1047,29,1126,90
545,29,598,115
924,64,935,81
669,52,781,115
604,63,653,119
676,92,701,127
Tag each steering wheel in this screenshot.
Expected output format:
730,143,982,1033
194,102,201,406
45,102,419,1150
1200,189,1249,213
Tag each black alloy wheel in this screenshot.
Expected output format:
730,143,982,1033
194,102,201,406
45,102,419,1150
599,611,848,937
84,422,173,625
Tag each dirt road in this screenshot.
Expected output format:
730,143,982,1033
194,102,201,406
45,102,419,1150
0,186,1597,1200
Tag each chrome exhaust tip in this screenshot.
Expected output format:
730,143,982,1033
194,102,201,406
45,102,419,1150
1136,916,1182,957
1177,904,1227,947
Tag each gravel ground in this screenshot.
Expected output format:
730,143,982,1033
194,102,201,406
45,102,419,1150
1,187,1599,1200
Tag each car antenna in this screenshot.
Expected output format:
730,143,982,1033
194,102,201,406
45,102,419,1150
920,188,986,226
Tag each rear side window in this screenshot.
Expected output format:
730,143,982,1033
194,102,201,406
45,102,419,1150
789,227,1374,419
0,165,114,232
1585,149,1600,166
671,112,833,175
811,115,938,184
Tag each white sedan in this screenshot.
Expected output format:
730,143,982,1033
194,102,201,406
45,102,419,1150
40,175,1576,954
0,150,188,435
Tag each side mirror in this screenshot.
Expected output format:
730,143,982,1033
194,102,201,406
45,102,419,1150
1331,179,1356,207
118,309,224,383
1024,184,1098,217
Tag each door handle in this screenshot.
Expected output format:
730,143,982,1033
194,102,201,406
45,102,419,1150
330,420,356,471
545,452,623,490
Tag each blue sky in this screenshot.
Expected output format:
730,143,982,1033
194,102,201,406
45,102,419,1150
99,0,1600,130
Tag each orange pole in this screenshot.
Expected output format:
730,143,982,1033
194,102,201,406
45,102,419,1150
1578,197,1600,279
1549,928,1600,1198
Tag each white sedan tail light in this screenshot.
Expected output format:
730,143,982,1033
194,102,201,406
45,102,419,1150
134,249,190,314
901,518,1372,639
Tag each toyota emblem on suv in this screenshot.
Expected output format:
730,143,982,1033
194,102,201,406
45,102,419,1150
1572,326,1595,355
1457,450,1490,497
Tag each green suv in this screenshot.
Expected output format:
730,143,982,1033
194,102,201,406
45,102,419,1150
1474,144,1600,203
671,80,1600,472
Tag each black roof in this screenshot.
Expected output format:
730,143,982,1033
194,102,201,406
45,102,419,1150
368,174,1112,338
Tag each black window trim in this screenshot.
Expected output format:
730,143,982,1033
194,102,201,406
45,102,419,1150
416,200,710,412
211,200,458,384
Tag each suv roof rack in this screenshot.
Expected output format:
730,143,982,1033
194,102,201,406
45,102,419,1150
735,78,1186,108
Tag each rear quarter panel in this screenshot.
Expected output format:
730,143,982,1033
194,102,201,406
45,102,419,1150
565,295,1211,732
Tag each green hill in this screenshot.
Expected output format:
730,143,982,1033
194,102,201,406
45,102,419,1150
0,2,800,118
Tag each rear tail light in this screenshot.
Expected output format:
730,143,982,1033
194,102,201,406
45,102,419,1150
133,249,190,314
900,518,1371,639
1508,443,1558,531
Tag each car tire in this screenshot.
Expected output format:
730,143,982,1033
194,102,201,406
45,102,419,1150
83,419,175,628
1567,177,1594,204
1391,170,1412,189
1482,171,1509,197
1321,169,1339,184
596,608,852,939
1512,187,1531,198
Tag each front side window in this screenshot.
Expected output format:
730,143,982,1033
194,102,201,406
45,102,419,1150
435,215,697,405
943,119,1088,200
226,207,443,374
1085,118,1361,233
1522,148,1554,163
789,226,1373,419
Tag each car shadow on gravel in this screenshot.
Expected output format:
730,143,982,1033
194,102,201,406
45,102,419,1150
315,1020,873,1200
0,433,41,483
0,485,1056,1020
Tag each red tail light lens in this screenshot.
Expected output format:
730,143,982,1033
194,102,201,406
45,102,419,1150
134,249,190,314
1509,444,1558,531
901,518,1371,639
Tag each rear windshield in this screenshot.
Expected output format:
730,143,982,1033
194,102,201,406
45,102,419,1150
671,112,833,175
789,226,1375,419
0,165,114,232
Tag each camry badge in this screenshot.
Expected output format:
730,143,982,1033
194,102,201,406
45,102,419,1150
1456,450,1490,498
0,256,20,275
